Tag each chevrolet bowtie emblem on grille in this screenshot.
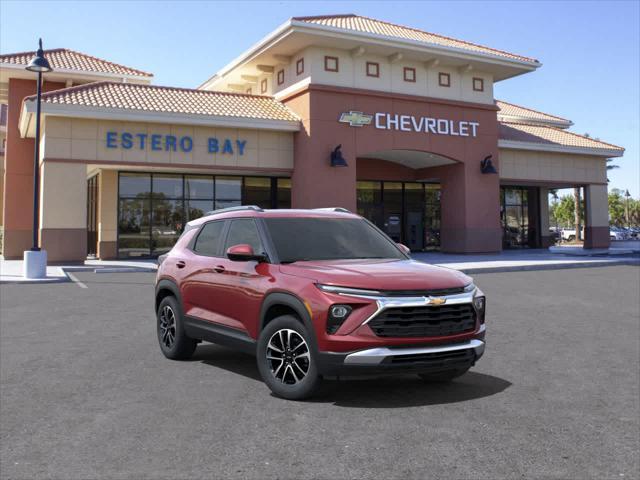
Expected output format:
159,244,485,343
338,111,373,127
427,297,447,306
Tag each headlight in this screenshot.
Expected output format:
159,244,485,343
326,304,352,334
463,282,476,293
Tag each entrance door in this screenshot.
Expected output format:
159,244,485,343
86,175,99,257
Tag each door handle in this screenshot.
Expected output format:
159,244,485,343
214,265,226,273
176,260,186,269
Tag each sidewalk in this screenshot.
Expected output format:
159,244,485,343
0,258,158,284
412,249,639,274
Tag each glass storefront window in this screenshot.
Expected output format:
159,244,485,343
277,178,291,209
118,197,151,257
185,176,214,200
153,174,183,199
501,186,538,248
356,181,441,251
117,173,289,258
244,177,272,209
151,199,184,256
215,176,241,210
186,199,214,222
119,173,151,197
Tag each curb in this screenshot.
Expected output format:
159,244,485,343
454,259,640,275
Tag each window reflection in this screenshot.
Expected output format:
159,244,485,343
117,173,289,258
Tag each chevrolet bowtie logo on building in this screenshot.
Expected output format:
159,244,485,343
427,297,447,306
339,111,373,127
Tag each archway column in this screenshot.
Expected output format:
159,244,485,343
423,162,501,253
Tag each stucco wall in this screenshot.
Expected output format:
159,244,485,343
41,117,294,171
273,46,494,105
499,148,607,184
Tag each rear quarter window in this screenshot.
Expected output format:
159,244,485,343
193,221,226,256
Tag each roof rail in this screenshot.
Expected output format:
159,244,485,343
313,207,352,213
205,205,263,216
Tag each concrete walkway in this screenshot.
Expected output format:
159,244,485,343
0,258,157,284
413,249,639,274
1,249,637,284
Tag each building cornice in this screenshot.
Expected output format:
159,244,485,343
19,101,300,138
498,140,623,158
277,82,500,111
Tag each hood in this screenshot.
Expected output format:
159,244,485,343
279,259,471,291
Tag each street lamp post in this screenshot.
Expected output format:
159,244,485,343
23,39,52,279
625,189,631,230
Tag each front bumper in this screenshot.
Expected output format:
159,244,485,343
317,338,485,376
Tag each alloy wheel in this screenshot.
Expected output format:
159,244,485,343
159,305,177,348
266,328,310,385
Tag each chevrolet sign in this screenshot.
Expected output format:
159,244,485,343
338,111,373,127
339,111,480,137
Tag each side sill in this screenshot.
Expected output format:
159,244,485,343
183,316,256,356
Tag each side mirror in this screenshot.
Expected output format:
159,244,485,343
396,243,411,255
226,244,265,262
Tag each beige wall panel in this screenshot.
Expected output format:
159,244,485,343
71,119,98,139
98,170,118,242
44,137,71,158
71,138,98,160
40,162,86,229
42,118,294,169
585,184,609,227
499,149,608,184
45,117,72,138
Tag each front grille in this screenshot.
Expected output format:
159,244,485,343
388,348,475,367
368,304,476,338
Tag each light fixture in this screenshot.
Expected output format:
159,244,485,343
26,39,53,73
330,144,348,167
480,155,497,174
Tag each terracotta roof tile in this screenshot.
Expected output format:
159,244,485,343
27,82,299,122
499,122,623,153
0,48,152,77
293,14,538,64
496,100,571,126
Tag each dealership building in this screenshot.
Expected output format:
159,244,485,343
0,14,624,261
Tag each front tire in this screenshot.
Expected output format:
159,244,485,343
157,296,197,360
418,368,470,383
257,315,322,400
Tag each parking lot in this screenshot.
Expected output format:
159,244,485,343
1,266,638,479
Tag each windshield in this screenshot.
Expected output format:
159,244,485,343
264,217,406,263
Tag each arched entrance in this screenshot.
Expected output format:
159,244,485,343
356,150,457,251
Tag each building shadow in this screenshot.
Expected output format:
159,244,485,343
194,343,511,408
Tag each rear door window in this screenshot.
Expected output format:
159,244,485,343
193,221,226,256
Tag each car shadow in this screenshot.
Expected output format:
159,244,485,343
194,344,511,408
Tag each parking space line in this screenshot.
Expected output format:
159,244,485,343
66,272,88,289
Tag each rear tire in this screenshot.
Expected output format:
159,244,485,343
257,315,322,400
418,368,470,383
157,296,197,360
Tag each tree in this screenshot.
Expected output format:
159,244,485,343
550,194,578,228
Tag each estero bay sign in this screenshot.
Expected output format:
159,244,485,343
339,111,480,137
105,131,248,155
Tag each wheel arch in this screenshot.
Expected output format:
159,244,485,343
155,278,182,313
259,292,317,344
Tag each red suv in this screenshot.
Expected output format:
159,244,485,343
155,206,486,400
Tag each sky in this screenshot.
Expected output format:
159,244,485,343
1,0,638,197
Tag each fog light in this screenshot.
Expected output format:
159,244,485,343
473,296,486,323
326,305,352,334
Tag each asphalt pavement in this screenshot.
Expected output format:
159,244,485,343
1,266,638,479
